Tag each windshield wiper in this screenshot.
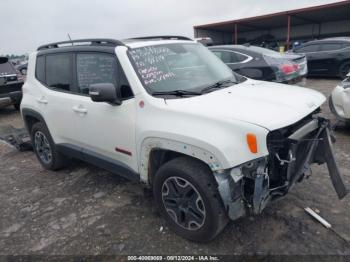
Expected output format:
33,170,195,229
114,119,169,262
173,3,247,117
201,79,238,94
152,90,202,97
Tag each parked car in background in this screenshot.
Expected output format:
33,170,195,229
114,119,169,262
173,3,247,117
292,37,350,79
195,37,214,46
17,63,28,76
209,45,307,84
329,72,350,122
0,57,23,109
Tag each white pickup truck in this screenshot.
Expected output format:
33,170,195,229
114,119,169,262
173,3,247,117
21,36,348,242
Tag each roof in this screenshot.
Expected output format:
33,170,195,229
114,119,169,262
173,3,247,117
194,1,350,33
36,36,194,52
318,37,350,42
209,44,279,54
302,37,350,45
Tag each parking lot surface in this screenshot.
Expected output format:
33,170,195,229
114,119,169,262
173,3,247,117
0,78,349,255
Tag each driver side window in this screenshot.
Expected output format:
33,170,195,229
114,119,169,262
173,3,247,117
76,53,118,95
76,53,133,99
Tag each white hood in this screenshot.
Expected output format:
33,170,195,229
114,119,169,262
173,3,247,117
165,80,326,131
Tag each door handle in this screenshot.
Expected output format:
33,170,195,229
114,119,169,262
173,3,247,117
36,97,48,104
72,105,88,114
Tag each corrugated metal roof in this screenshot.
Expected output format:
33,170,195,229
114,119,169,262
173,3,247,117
194,0,350,32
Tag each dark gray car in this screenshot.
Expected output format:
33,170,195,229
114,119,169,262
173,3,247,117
292,37,350,79
209,45,307,84
0,57,23,109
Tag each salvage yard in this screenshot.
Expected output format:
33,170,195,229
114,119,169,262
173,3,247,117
0,78,349,255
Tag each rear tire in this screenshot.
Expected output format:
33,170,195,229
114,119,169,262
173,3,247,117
153,157,228,242
339,61,350,79
31,122,66,170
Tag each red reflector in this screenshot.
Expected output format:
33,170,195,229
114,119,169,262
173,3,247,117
115,147,132,156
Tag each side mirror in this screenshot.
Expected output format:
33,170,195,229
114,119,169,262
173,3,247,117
0,57,9,64
89,83,122,105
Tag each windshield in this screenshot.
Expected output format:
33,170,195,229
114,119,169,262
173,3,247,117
128,43,236,94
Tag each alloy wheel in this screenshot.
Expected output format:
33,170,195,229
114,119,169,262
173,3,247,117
162,176,206,230
34,131,52,164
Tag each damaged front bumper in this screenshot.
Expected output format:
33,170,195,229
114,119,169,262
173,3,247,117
215,117,348,221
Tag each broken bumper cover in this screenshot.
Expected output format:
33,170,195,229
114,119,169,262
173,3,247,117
288,117,348,199
215,117,348,221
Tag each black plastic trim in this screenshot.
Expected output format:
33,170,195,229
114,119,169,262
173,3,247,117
56,143,140,182
128,36,192,41
37,39,125,51
21,108,46,132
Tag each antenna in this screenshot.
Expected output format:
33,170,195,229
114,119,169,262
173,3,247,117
67,33,73,46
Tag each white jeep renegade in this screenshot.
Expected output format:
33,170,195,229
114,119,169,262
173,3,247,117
21,36,347,242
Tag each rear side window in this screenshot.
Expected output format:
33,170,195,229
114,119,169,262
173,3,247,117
235,52,249,62
76,53,117,94
320,43,343,51
35,56,45,83
295,44,319,53
46,54,73,91
212,50,244,64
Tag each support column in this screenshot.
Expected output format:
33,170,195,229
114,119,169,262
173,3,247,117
234,23,238,44
286,15,291,50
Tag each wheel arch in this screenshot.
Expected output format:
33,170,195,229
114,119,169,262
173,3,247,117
139,137,225,185
21,108,46,133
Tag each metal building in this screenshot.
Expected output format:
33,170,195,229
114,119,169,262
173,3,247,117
194,0,350,50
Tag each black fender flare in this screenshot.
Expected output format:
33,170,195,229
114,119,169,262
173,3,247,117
21,108,47,132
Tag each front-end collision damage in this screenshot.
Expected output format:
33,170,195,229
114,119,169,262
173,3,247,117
214,115,348,221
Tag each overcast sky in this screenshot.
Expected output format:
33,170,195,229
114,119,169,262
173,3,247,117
0,0,342,54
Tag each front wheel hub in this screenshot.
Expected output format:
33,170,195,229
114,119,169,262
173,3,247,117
161,176,206,231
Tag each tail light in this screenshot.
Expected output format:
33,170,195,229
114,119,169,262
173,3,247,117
293,64,300,71
280,64,296,74
263,54,301,82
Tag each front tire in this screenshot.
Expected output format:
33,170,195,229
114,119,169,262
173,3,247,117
31,122,66,170
153,157,228,242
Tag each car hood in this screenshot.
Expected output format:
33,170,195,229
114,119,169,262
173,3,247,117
164,79,326,131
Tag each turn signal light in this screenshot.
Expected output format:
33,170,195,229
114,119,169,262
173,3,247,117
246,133,258,154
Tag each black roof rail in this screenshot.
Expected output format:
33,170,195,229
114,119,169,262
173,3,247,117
128,35,192,41
37,38,125,51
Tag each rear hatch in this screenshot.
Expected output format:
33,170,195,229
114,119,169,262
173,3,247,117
0,60,19,84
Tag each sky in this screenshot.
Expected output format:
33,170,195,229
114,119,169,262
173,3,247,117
0,0,343,54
